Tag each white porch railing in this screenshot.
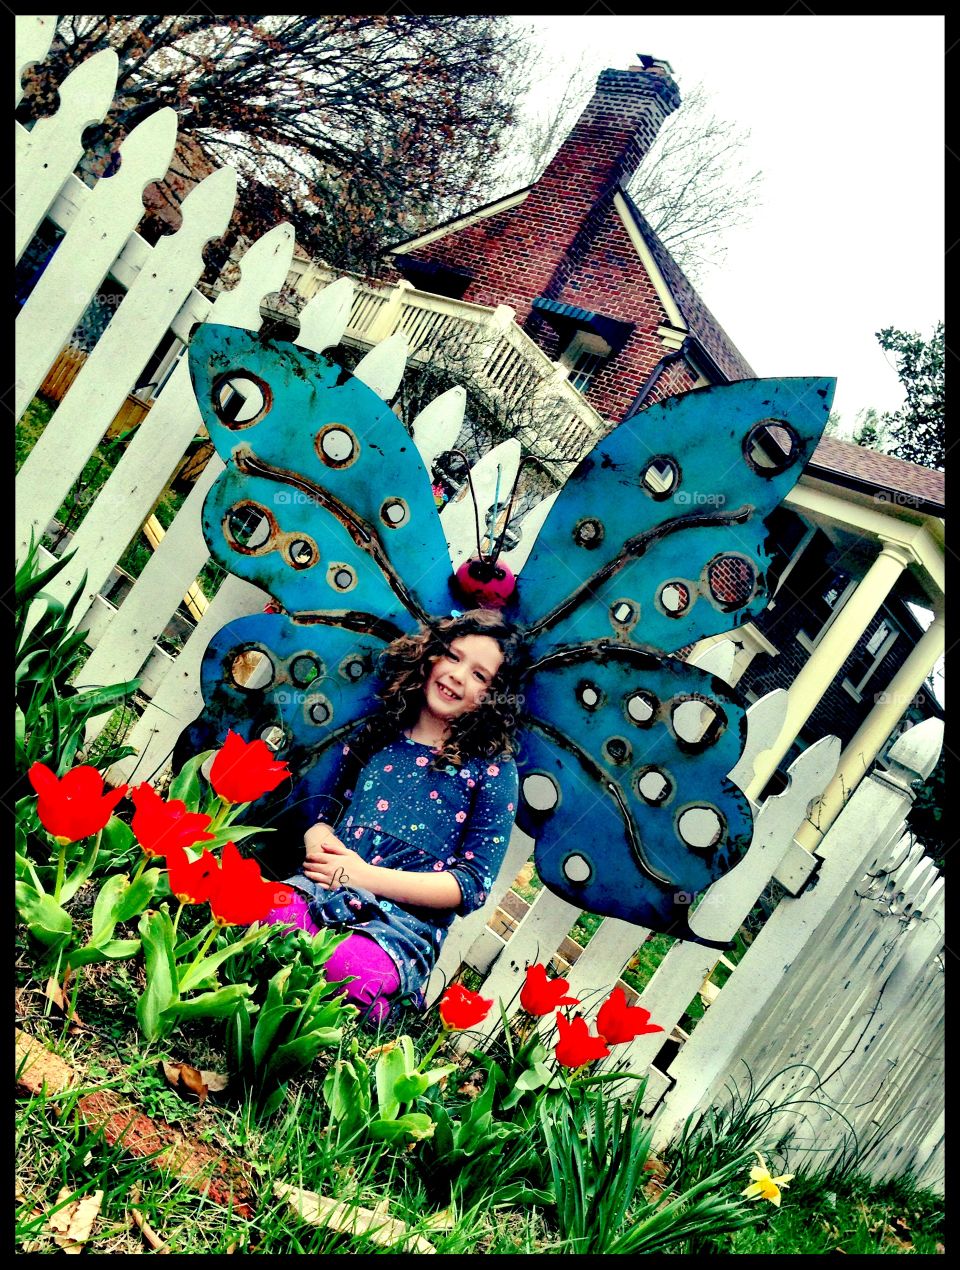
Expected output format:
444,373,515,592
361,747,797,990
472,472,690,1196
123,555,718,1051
286,258,611,468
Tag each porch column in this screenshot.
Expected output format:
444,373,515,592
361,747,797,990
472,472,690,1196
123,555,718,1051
795,609,945,850
745,538,917,801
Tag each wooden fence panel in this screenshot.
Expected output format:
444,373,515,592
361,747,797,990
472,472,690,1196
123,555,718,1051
16,166,237,555
42,224,295,627
650,720,944,1192
16,108,178,418
15,47,117,263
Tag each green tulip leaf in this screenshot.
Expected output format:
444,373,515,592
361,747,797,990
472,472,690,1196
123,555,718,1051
168,750,214,812
15,883,72,949
68,938,141,970
136,908,178,1041
164,982,254,1022
368,1112,436,1143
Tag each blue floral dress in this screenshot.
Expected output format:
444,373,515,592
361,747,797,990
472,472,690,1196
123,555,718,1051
284,735,519,1003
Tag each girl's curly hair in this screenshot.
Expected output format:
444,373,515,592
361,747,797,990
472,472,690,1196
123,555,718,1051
350,609,528,770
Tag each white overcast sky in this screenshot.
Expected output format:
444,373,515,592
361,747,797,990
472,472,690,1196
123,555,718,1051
514,15,944,432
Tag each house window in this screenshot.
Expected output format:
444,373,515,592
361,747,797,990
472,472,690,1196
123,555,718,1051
842,618,900,702
796,569,857,652
560,331,612,394
763,509,816,606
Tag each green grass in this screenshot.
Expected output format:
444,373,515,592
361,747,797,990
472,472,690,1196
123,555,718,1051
16,1013,941,1255
716,1172,943,1255
15,892,943,1257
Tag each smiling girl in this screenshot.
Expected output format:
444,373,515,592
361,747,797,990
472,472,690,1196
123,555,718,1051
263,609,525,1023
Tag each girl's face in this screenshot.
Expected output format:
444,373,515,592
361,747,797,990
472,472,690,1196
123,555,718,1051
423,634,505,724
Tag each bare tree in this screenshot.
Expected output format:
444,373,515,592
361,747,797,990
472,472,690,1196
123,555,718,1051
502,71,762,283
19,16,533,271
628,83,763,281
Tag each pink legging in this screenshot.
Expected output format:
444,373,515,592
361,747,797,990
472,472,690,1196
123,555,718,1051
263,891,400,1025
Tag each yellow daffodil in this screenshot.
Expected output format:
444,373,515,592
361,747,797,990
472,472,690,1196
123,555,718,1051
741,1151,794,1207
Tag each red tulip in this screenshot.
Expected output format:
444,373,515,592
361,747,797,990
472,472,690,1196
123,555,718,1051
554,1012,610,1069
207,842,293,926
209,729,290,804
28,762,127,843
438,983,494,1031
596,987,665,1046
520,962,580,1016
167,844,221,906
130,782,215,859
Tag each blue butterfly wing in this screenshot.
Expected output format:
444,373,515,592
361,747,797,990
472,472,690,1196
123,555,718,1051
509,377,833,939
178,324,453,851
516,647,751,946
189,322,454,628
511,377,834,659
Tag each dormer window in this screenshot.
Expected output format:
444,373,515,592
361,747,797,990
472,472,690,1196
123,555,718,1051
561,330,613,394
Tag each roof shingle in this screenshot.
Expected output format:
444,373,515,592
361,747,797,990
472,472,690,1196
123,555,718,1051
808,434,944,509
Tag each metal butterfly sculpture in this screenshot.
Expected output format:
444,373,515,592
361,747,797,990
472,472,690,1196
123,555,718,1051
179,321,834,948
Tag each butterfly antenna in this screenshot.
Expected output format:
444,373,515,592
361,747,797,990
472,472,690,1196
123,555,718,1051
490,463,502,559
489,455,530,566
448,448,485,561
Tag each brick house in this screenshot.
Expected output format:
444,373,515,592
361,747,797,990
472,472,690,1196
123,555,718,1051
381,55,944,838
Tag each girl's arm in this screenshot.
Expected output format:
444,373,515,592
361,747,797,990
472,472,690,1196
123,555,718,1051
302,828,462,909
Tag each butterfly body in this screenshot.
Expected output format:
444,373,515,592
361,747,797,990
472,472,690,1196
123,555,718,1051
180,322,834,945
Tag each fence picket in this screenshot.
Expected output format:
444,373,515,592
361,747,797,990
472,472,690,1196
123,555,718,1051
76,456,223,727
728,688,789,794
40,224,295,625
441,439,522,569
15,15,56,108
297,276,355,353
411,387,466,473
15,49,118,262
16,108,178,418
353,331,407,399
17,165,238,555
455,887,584,1051
689,733,839,941
498,493,559,574
108,573,271,786
649,722,942,1154
425,824,535,1005
561,915,648,1003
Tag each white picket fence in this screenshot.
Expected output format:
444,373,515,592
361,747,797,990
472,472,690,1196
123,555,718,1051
15,17,943,1193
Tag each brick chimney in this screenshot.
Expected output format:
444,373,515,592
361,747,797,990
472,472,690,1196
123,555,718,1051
392,56,682,324
533,57,681,214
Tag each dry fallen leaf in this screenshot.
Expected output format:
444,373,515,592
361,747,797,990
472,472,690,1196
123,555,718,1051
423,1207,455,1232
274,1182,436,1254
48,1187,103,1253
44,975,84,1034
364,1040,400,1062
161,1061,229,1105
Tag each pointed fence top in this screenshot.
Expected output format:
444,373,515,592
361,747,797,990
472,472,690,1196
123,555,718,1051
887,717,944,783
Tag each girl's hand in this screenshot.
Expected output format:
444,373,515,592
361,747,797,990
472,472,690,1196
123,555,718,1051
303,831,376,892
303,821,344,855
